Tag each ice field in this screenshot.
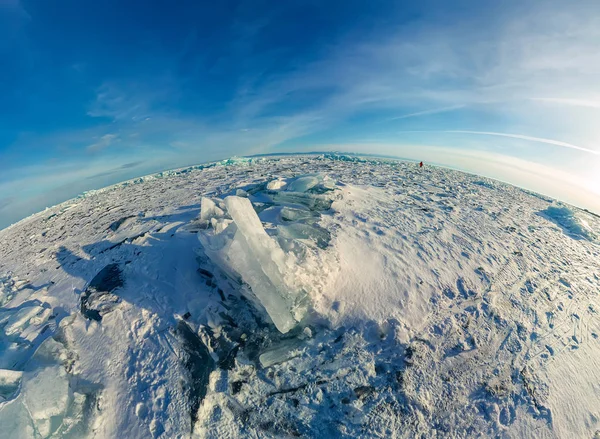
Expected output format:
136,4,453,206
0,154,599,438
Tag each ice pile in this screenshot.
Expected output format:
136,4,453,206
540,204,597,241
197,174,337,333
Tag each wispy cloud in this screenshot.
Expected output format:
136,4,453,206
75,1,600,160
85,161,144,179
86,133,119,152
0,196,15,210
385,105,466,122
530,97,600,109
444,131,600,155
87,79,178,122
120,161,144,169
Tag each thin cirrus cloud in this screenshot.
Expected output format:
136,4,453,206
384,105,466,122
530,98,600,109
86,134,119,152
442,131,600,156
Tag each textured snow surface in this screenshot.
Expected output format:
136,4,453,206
0,154,599,438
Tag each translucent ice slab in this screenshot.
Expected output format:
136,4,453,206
198,196,305,333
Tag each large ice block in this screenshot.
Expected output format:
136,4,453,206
198,196,304,333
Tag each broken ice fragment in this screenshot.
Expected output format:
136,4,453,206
280,206,319,222
287,176,319,193
267,179,287,190
200,197,224,222
268,191,333,211
0,369,22,401
259,338,303,368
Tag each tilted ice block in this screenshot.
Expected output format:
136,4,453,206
224,196,290,285
198,196,303,333
0,396,35,439
224,196,300,333
226,229,297,333
22,364,70,437
0,338,73,438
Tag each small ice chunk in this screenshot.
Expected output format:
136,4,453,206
267,179,287,190
0,278,15,307
259,339,303,368
287,176,319,193
235,189,248,197
200,197,224,222
0,369,23,401
322,176,336,189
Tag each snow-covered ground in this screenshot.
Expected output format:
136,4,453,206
0,154,599,438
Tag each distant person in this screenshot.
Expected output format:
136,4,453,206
419,161,423,168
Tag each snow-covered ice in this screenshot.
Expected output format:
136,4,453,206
0,154,599,438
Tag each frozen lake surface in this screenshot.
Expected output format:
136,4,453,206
0,154,599,438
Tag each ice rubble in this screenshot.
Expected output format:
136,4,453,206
197,174,337,333
0,336,92,439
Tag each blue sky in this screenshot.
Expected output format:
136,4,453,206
1,0,600,228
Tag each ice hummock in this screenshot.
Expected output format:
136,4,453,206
540,203,597,241
198,196,306,333
197,173,337,333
